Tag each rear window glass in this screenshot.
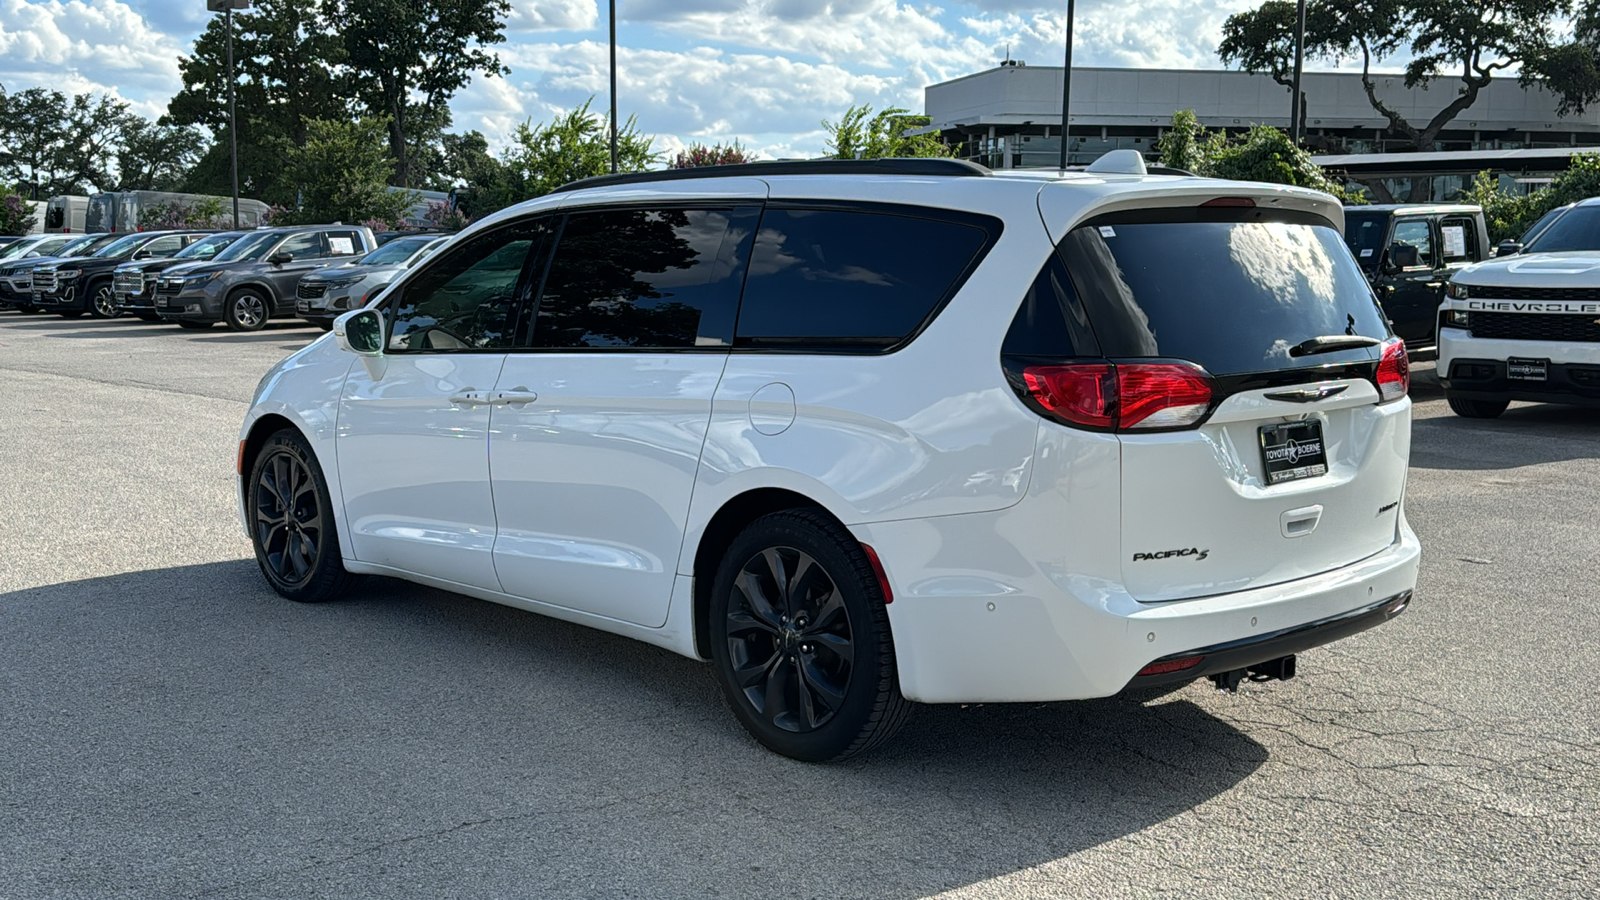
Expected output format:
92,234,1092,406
736,207,996,350
1058,218,1390,376
1342,212,1388,270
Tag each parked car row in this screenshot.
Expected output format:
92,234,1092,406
0,224,454,331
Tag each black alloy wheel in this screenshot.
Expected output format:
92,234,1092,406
88,281,120,319
710,509,911,761
247,429,358,602
226,288,271,332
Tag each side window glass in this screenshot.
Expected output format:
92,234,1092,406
1002,252,1099,358
327,231,361,256
277,232,324,261
531,207,748,350
736,207,995,350
1390,220,1433,269
1439,218,1475,262
144,236,184,256
387,220,539,352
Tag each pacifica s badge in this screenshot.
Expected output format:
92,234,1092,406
1377,501,1399,516
1264,384,1349,403
1133,548,1210,562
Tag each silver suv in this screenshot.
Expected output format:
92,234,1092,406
155,225,377,331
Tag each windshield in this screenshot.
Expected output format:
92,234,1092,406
357,237,439,266
175,233,241,260
1056,217,1390,376
67,234,120,257
93,234,154,260
1523,205,1600,253
0,238,48,261
211,231,281,263
1342,212,1390,271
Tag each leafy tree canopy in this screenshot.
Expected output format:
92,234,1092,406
271,117,418,228
1156,110,1357,200
1462,153,1600,242
823,105,952,159
1220,0,1569,151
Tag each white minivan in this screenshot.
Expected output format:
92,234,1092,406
239,157,1420,760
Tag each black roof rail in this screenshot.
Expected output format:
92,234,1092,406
551,157,993,194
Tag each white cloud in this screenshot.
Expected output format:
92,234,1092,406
507,0,597,33
0,0,185,117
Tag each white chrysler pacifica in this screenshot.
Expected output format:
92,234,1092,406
238,156,1420,761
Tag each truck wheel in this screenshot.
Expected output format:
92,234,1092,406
1447,396,1509,419
88,282,120,319
226,288,271,332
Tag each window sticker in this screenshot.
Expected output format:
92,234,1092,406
1360,248,1374,257
1098,226,1116,238
1441,225,1466,258
329,237,355,255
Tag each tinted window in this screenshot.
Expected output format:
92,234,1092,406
531,207,751,350
1391,219,1433,268
142,235,185,257
1058,218,1390,376
736,207,994,349
175,234,239,260
1343,211,1388,270
214,232,281,262
277,232,325,260
387,220,538,352
1002,253,1098,358
1524,205,1600,253
359,236,438,266
94,234,150,259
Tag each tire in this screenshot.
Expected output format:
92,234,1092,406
87,281,120,319
225,288,271,332
246,429,359,603
1448,396,1509,419
176,320,213,330
710,508,912,762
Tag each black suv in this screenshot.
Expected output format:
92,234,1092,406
1343,204,1491,350
32,231,214,318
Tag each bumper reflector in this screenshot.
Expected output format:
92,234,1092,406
1136,655,1206,677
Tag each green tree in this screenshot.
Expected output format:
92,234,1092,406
322,0,511,188
167,0,347,201
1219,1,1566,152
1156,111,1356,200
0,193,37,236
1524,2,1600,114
273,118,418,227
502,99,655,197
669,141,755,168
822,105,952,159
117,119,206,192
1461,153,1600,241
0,87,72,198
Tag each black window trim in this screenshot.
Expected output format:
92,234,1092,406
730,198,1005,356
378,216,550,356
512,201,761,354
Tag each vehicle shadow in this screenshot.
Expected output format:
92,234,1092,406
0,561,1265,899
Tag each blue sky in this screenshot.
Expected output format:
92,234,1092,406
1,0,1295,159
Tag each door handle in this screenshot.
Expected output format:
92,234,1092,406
449,389,488,406
489,388,539,407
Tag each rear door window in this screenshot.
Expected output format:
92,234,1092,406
1390,219,1434,269
1439,217,1476,262
277,232,325,261
735,206,999,350
530,206,755,350
1056,214,1390,376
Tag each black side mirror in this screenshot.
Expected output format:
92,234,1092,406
1496,240,1522,257
268,251,293,265
132,249,153,260
1387,243,1419,271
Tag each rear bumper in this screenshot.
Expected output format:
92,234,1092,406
1124,589,1411,691
862,514,1421,704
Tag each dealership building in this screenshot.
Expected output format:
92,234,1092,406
922,64,1600,201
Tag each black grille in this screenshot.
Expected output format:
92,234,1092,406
1469,312,1600,342
297,282,328,300
1470,286,1600,303
156,277,182,295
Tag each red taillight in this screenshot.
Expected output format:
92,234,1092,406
1377,339,1409,403
1137,655,1206,677
1022,362,1213,431
1200,197,1256,208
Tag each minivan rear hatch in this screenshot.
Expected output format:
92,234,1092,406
1014,199,1410,602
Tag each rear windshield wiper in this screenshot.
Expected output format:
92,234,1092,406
1288,335,1382,357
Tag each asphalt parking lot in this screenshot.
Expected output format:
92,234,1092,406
1,312,1597,899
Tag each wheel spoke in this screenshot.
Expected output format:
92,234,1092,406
799,657,847,712
762,653,793,726
793,658,819,729
761,548,793,615
733,647,780,689
810,632,854,669
726,608,778,638
734,569,783,629
804,588,845,633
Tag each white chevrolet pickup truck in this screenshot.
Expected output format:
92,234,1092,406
1439,197,1600,418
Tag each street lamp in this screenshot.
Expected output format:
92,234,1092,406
1289,0,1307,145
1057,0,1075,170
206,0,249,228
608,0,619,174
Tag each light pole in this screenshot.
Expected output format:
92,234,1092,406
1057,0,1075,170
1289,0,1307,145
608,0,619,174
206,0,248,228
